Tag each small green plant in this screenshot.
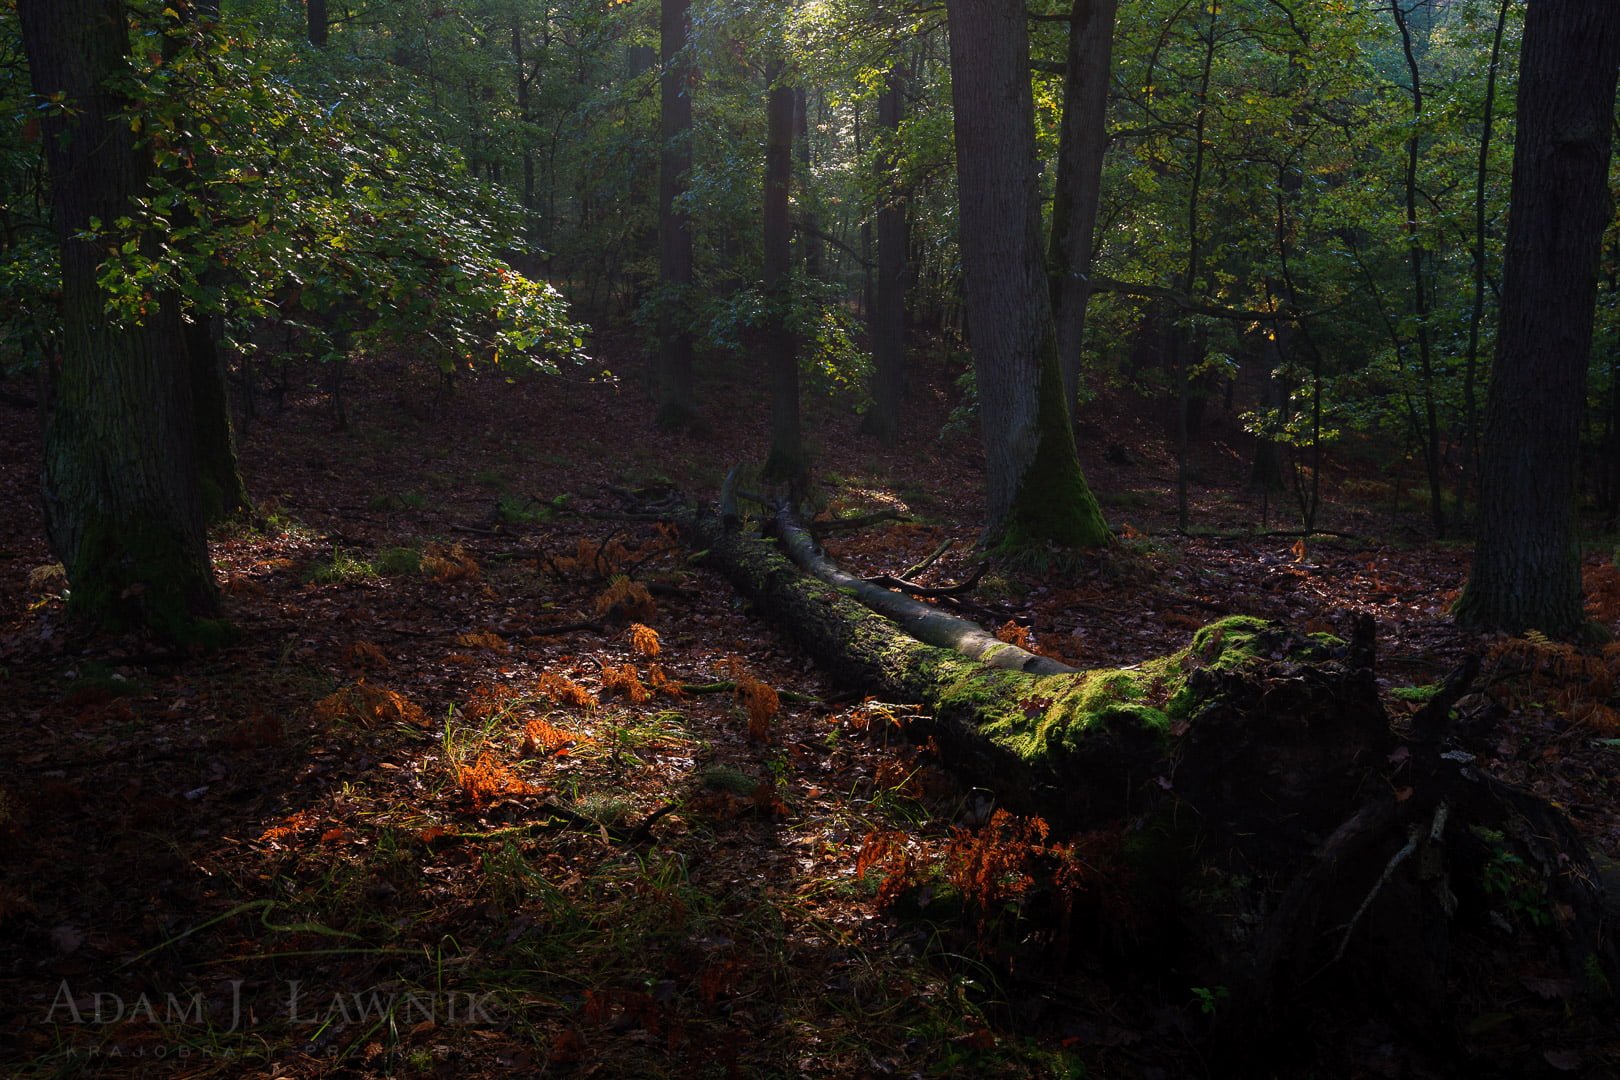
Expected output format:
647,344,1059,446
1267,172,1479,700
1391,683,1441,703
369,490,427,512
767,751,790,787
374,545,422,575
1191,984,1229,1015
497,493,554,525
306,547,377,584
1475,828,1554,929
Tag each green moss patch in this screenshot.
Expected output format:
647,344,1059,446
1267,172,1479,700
943,658,1186,766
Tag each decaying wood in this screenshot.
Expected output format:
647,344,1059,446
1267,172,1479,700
685,507,1618,1060
768,503,1073,676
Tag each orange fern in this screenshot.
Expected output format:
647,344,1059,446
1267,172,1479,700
593,575,657,622
724,657,779,739
628,623,662,657
995,621,1031,648
315,681,429,729
523,717,592,756
421,542,480,582
457,752,540,808
646,665,684,697
536,671,597,709
600,663,651,704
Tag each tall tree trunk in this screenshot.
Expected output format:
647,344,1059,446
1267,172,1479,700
1174,2,1216,534
945,0,1108,549
1453,0,1512,533
171,0,249,523
514,21,538,248
862,64,908,446
793,87,823,279
1048,0,1117,415
1454,0,1620,638
762,62,803,484
655,0,696,430
1390,0,1446,539
20,0,218,638
307,0,328,47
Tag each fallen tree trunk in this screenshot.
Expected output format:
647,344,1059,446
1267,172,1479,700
686,508,1618,1068
771,504,1072,675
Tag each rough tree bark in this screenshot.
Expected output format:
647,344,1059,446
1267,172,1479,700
307,0,328,48
655,0,697,430
861,64,908,447
945,0,1109,550
1455,0,1620,637
20,0,219,639
762,61,803,485
1048,0,1116,415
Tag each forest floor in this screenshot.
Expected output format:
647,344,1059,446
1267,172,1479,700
1,340,1618,1079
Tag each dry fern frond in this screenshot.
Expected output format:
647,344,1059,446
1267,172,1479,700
523,717,591,756
536,671,597,709
344,640,389,668
592,575,656,622
646,665,684,698
724,657,779,739
27,563,66,591
462,683,520,724
1585,562,1620,623
259,809,319,844
600,663,650,704
628,623,661,657
315,681,429,729
457,752,540,808
421,542,480,582
995,621,1031,648
944,810,1051,945
856,829,920,909
454,630,509,652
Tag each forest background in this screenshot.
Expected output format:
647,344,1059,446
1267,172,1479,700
3,0,1620,1076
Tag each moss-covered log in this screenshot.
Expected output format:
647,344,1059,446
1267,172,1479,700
689,510,1618,1066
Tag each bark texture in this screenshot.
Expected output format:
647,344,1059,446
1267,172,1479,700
761,65,802,483
655,0,696,430
862,66,908,447
21,0,219,638
1455,0,1620,636
946,0,1108,549
1048,0,1116,413
307,0,328,47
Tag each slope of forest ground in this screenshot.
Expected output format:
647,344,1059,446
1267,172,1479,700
1,341,1618,1079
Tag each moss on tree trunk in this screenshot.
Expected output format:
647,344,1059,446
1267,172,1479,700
998,330,1110,553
